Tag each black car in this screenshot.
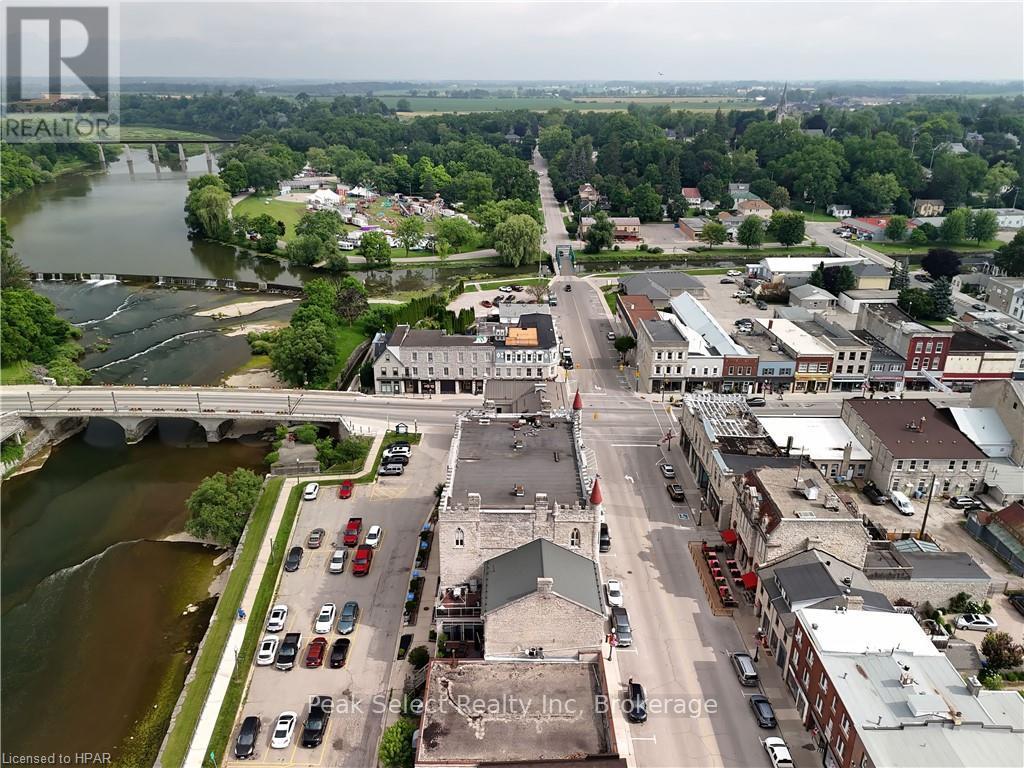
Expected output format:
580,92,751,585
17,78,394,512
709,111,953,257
626,679,648,723
234,715,261,759
329,638,351,668
755,300,769,310
381,452,409,466
301,695,332,748
666,483,686,502
745,396,767,407
749,695,777,728
561,357,574,370
564,284,573,292
971,303,987,311
863,482,888,505
1009,594,1024,618
599,523,611,553
720,277,734,284
284,546,303,572
276,632,301,670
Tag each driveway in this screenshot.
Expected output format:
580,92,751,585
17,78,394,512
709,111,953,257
224,435,447,768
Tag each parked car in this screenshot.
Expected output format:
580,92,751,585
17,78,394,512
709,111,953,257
379,463,404,476
625,679,648,723
745,396,767,407
890,490,915,516
302,483,319,501
381,452,409,466
916,273,934,284
305,637,328,668
511,285,525,292
971,303,987,311
343,517,363,547
276,632,301,670
313,603,336,634
950,496,982,510
755,300,769,310
734,318,753,327
306,528,326,549
749,694,777,728
352,545,373,576
660,463,676,479
956,614,998,631
726,270,742,276
284,546,303,572
337,601,360,634
480,300,493,308
610,606,632,647
599,523,611,553
256,636,279,666
386,444,412,457
329,549,347,574
234,716,261,759
365,525,383,549
607,331,616,341
1008,594,1024,618
329,638,351,668
764,737,794,768
731,652,759,686
301,695,332,748
720,278,734,284
499,285,513,293
270,711,298,749
337,480,354,499
863,482,888,505
605,579,624,608
266,604,288,632
666,483,686,502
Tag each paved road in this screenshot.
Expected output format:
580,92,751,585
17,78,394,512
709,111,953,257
346,247,500,266
532,150,571,270
805,222,894,268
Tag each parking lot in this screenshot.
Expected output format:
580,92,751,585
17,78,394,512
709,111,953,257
225,434,447,767
693,274,776,328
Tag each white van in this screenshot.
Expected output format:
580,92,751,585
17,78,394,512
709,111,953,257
890,490,914,516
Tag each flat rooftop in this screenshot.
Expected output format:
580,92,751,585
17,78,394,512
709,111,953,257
450,416,584,508
739,330,792,362
418,660,614,765
850,330,904,363
758,416,871,462
755,318,833,356
752,466,853,520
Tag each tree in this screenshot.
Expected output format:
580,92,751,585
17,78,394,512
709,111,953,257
242,213,280,253
584,212,614,253
981,631,1024,671
908,228,929,246
360,231,392,268
830,265,856,295
994,231,1024,276
285,234,332,267
884,215,909,242
629,182,663,222
767,185,791,211
614,335,637,361
184,468,263,546
699,221,728,249
809,261,826,289
0,288,74,364
492,214,541,268
891,259,911,291
1,219,29,290
269,320,334,387
771,211,806,247
921,248,962,280
332,275,369,324
396,216,426,256
184,181,231,239
969,209,998,244
395,98,411,112
435,217,477,249
938,207,970,243
928,276,954,319
296,209,345,244
849,172,902,214
219,159,249,194
378,719,416,768
898,288,935,320
527,283,549,303
737,215,765,249
407,645,430,669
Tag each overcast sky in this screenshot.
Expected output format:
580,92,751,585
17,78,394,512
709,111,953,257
115,1,1022,81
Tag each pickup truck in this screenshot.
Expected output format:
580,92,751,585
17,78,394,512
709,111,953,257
276,632,302,670
343,517,363,547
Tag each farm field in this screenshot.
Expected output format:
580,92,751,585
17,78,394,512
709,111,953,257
382,95,761,114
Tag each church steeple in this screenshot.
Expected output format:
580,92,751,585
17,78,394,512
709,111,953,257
775,82,788,124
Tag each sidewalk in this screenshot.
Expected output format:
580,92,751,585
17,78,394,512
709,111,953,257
184,475,297,768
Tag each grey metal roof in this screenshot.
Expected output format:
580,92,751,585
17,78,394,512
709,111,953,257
789,283,837,300
850,263,891,278
482,539,603,616
898,551,990,581
642,319,686,343
619,271,704,302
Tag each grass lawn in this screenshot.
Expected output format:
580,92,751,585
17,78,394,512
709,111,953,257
688,246,826,257
204,481,298,768
323,324,369,387
160,477,284,768
789,205,837,222
685,267,732,275
602,286,618,314
317,431,424,486
232,195,306,242
475,276,549,289
325,435,374,473
871,240,1002,256
0,360,34,385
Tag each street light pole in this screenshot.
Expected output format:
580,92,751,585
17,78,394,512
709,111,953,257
919,474,938,539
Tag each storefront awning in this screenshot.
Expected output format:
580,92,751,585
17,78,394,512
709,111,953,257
721,528,738,544
741,571,758,590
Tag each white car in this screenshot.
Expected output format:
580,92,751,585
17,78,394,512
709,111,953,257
256,636,279,666
727,270,743,277
955,613,997,632
605,579,624,608
385,444,411,457
606,331,616,341
660,463,676,479
266,604,288,632
303,482,320,501
499,285,514,293
270,711,298,749
329,549,347,574
314,603,336,634
365,525,383,549
763,737,794,768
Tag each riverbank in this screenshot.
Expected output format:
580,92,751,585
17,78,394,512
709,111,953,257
195,297,296,318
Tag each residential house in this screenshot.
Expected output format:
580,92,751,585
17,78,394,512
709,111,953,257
716,212,747,240
728,183,751,195
754,319,834,393
788,284,837,311
617,271,706,304
635,319,690,394
578,216,596,237
730,466,870,571
848,262,892,290
826,203,852,218
578,183,600,204
856,304,953,390
941,141,971,155
677,393,800,531
787,609,1024,768
610,216,642,241
851,330,906,392
678,217,705,240
755,550,893,670
736,198,774,217
913,199,946,217
681,187,702,206
840,398,989,497
965,131,985,144
615,294,660,338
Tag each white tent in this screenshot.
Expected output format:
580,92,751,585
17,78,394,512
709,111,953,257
309,188,341,207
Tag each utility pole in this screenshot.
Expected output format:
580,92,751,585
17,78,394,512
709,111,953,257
919,474,937,539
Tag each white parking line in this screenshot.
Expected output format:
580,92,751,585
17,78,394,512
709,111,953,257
631,734,657,743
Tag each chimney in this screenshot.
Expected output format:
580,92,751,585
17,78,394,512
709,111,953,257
537,577,554,594
919,416,926,433
842,594,864,611
785,435,794,456
768,319,774,330
966,675,983,697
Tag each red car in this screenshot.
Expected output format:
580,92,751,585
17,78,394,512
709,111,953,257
337,480,354,499
304,637,327,668
352,545,373,576
343,517,363,547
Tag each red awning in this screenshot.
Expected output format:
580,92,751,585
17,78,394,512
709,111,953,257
741,572,758,590
721,528,738,544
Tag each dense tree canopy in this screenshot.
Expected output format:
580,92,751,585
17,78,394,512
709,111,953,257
185,468,264,546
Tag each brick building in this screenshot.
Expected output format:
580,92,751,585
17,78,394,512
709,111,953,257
856,304,953,390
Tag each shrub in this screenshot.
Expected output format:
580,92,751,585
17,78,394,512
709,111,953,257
612,244,620,251
378,718,417,768
408,645,430,669
639,243,649,251
292,424,319,444
264,450,279,466
948,592,972,613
